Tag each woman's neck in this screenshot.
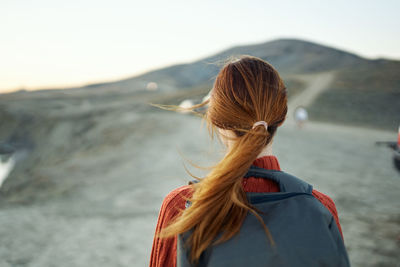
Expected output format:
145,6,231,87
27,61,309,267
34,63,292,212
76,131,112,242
218,128,274,159
256,143,273,159
225,141,273,159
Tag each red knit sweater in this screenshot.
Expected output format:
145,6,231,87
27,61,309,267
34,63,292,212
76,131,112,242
149,155,343,267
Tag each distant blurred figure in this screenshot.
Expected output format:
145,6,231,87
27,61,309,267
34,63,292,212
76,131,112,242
0,142,16,188
395,126,400,171
178,99,194,114
146,82,158,91
398,125,400,149
375,125,400,172
294,106,308,129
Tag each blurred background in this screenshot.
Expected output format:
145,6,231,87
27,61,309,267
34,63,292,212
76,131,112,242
0,0,399,266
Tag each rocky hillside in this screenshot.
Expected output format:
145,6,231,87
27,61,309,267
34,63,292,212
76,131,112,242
8,38,400,130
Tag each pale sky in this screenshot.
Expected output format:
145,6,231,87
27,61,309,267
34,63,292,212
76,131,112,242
1,0,399,93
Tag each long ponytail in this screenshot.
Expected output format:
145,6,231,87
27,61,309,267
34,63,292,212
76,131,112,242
157,55,288,264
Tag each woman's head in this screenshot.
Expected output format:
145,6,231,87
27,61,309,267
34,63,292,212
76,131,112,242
207,55,287,148
158,55,288,264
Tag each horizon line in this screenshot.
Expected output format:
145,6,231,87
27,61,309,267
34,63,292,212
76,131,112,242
1,36,399,95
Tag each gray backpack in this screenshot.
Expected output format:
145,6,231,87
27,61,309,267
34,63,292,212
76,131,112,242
177,165,350,267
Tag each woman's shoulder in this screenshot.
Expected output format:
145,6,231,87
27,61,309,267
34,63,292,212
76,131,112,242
150,185,194,267
159,185,194,217
311,189,338,214
311,189,343,237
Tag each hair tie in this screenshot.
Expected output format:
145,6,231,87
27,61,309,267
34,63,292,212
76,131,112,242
252,121,268,130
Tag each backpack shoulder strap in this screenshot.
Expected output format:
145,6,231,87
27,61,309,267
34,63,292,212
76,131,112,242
184,166,313,207
244,165,313,194
187,166,313,193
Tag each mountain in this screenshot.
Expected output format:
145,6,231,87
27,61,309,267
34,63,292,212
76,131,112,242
30,38,397,131
67,38,370,93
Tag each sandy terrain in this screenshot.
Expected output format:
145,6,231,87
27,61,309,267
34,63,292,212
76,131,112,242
0,72,399,266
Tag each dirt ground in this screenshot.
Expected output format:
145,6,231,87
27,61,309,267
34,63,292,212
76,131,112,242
0,70,399,266
0,110,399,267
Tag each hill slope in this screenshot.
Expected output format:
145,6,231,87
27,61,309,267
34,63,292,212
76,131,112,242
71,38,369,93
9,38,396,130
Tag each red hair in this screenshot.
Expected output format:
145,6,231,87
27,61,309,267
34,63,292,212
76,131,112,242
157,55,288,264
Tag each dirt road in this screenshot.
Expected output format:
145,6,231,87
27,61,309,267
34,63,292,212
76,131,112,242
285,71,335,126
